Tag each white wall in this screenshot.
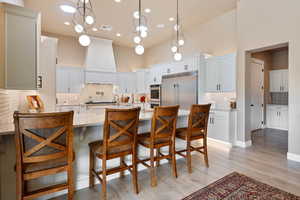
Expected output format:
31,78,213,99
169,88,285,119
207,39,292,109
236,0,300,158
144,9,237,66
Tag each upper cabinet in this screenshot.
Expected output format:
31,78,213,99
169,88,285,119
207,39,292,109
270,69,288,92
205,53,236,92
117,72,137,94
85,70,116,84
56,67,84,93
0,3,40,90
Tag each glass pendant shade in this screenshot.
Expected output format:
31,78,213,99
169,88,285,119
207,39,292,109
74,24,84,33
135,45,144,55
178,39,185,46
174,52,182,61
171,46,178,53
79,34,91,46
134,36,141,44
85,15,94,25
133,11,140,19
81,0,89,3
140,31,148,38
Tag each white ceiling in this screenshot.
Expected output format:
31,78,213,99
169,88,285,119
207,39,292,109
24,0,237,48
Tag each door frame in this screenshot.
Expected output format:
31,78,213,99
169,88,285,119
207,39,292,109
250,58,265,131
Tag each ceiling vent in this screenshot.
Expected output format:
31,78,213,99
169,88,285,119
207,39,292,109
99,25,112,31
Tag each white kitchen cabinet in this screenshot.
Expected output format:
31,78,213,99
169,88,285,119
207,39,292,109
56,67,84,93
266,105,288,130
148,67,162,85
117,72,137,94
85,71,116,84
0,3,40,90
207,110,236,144
205,53,236,93
269,69,288,92
136,70,148,94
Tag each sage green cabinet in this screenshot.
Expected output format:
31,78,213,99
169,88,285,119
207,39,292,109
0,3,40,90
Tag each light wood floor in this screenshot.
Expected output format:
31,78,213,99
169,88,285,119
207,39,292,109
53,129,300,199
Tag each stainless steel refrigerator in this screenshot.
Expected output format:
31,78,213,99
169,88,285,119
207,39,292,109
161,71,198,110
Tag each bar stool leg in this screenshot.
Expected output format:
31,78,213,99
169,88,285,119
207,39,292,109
156,148,161,167
67,164,74,199
89,149,95,188
186,140,192,173
150,147,157,187
203,138,209,168
120,156,125,178
102,159,107,200
132,147,139,194
171,140,178,178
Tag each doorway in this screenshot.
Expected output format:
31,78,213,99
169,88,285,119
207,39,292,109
249,45,289,152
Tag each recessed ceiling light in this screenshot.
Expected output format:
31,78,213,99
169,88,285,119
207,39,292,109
60,5,76,13
114,0,122,2
92,27,98,31
64,21,71,26
169,17,175,21
156,24,165,28
144,8,151,13
116,33,121,37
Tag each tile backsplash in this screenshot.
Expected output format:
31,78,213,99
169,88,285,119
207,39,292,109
270,92,288,105
0,90,37,130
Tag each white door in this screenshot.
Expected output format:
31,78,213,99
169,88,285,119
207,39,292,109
250,59,264,131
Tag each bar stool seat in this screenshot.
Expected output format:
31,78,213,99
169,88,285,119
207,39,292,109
138,132,170,147
89,140,132,158
176,128,205,140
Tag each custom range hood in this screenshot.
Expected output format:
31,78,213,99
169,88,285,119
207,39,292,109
85,37,117,72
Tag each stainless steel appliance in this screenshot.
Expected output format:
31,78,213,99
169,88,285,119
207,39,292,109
161,71,198,110
150,84,161,108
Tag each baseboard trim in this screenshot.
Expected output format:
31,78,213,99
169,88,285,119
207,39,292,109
207,137,232,148
235,140,252,148
287,152,300,162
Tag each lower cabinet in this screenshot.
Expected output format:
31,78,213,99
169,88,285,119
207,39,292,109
207,110,236,144
266,105,288,130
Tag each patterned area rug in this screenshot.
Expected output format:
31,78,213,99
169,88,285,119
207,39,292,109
183,172,300,200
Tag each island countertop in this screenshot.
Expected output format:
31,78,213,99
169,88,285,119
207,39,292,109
0,109,190,136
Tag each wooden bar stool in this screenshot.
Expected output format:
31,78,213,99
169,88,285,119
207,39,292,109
88,108,141,200
176,104,211,173
138,105,179,187
13,111,75,200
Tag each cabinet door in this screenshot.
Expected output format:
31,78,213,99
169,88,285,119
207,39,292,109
205,58,219,92
69,69,83,93
136,71,146,94
5,11,38,89
56,68,69,93
219,54,236,92
267,106,280,128
270,70,281,92
281,70,288,92
279,107,288,130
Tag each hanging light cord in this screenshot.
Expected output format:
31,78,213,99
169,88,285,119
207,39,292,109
139,0,141,35
176,0,179,52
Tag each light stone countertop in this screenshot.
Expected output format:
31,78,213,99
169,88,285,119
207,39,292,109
0,109,190,136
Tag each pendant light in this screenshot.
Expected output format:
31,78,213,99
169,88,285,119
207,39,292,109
72,0,96,46
171,0,184,61
133,0,148,55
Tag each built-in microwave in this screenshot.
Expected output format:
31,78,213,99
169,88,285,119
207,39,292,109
150,84,161,106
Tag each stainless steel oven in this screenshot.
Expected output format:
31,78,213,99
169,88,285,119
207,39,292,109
150,84,161,107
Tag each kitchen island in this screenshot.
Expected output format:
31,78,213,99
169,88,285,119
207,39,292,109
0,108,190,200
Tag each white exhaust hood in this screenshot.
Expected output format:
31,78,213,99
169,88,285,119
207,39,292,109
85,37,116,72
